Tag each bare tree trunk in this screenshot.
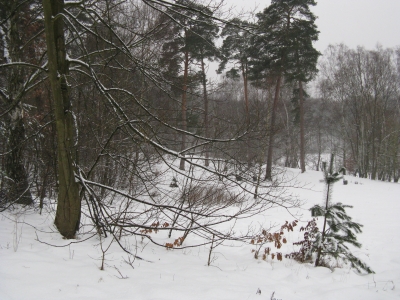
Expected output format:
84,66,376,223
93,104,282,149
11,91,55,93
241,63,249,124
299,81,306,173
265,75,282,181
316,126,322,171
179,49,189,170
200,57,209,167
43,0,81,239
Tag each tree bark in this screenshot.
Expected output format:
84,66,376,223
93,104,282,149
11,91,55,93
200,57,209,167
265,75,282,181
299,81,306,173
179,49,189,170
241,63,249,124
43,0,81,239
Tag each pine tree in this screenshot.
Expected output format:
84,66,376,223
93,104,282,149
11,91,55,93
251,0,319,179
189,4,219,167
310,154,374,274
160,0,216,170
218,18,253,123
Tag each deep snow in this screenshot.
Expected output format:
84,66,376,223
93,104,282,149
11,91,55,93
0,168,399,300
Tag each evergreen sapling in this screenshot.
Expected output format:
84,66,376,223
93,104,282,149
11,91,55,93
309,154,373,273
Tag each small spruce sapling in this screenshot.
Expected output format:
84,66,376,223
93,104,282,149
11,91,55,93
310,154,374,274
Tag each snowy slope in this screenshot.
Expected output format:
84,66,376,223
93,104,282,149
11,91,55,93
0,168,398,300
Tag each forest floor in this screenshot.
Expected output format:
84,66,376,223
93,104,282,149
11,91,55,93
0,165,399,300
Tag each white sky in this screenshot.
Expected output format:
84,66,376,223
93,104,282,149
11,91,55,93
228,0,400,53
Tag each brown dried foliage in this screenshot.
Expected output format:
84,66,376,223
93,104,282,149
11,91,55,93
286,219,318,262
251,220,297,262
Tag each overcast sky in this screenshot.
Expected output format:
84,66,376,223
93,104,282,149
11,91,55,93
228,0,400,54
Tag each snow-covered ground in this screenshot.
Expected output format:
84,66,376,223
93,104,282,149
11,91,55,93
1,168,398,300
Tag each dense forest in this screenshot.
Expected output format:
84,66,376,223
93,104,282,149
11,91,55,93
1,0,399,246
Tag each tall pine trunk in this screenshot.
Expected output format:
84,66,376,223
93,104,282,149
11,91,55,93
200,57,209,167
265,74,282,181
299,81,306,173
43,0,81,239
179,49,189,170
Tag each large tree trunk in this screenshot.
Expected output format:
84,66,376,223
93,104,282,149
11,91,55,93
179,49,189,170
265,75,282,181
299,81,306,173
43,0,81,239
